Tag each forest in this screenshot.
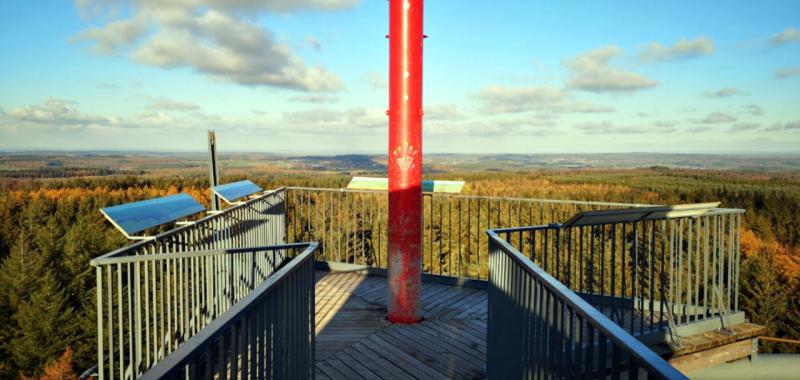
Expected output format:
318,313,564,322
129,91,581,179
0,168,798,378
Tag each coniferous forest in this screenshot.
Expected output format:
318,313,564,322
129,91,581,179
0,168,799,378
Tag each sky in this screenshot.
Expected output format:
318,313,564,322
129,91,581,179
0,0,798,154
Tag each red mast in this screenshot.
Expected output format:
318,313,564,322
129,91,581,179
387,0,423,323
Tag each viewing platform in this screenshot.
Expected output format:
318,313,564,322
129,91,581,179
89,186,761,379
314,270,487,379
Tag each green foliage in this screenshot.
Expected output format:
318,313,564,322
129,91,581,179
0,168,798,374
11,271,77,377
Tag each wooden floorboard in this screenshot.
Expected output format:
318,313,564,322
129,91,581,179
315,271,487,380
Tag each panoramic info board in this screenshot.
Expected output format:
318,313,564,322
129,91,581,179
100,193,206,236
347,176,465,194
561,202,721,228
212,180,263,204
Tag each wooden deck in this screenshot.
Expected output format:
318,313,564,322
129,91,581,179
314,271,487,380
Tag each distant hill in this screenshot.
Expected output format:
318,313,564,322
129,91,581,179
1,151,800,177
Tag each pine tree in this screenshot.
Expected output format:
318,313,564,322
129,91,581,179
11,270,77,377
739,250,790,353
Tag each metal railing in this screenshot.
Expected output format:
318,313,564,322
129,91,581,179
91,189,287,380
492,208,744,343
487,229,688,379
286,187,645,280
140,242,318,380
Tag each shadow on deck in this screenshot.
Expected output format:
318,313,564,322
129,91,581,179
314,271,487,380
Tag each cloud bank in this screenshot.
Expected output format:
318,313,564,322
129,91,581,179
73,0,354,92
565,46,658,92
638,36,715,63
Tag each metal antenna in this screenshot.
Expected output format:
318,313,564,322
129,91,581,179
208,130,221,211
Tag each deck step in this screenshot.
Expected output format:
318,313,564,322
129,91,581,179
653,322,767,374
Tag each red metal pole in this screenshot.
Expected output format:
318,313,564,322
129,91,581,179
387,0,423,323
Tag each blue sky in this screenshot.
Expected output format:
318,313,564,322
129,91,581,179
0,0,798,153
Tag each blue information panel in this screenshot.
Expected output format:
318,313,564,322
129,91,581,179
101,193,206,236
213,180,263,203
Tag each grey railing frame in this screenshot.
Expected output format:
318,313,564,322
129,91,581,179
93,187,286,262
490,206,744,345
139,242,319,380
91,188,288,380
285,186,646,281
487,229,688,379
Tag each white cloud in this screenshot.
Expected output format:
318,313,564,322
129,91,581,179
573,121,674,135
2,98,231,132
729,123,760,132
638,36,715,63
143,96,199,111
424,105,465,121
290,95,339,104
764,121,800,132
73,1,350,92
74,17,149,54
741,104,763,116
703,87,746,98
476,85,567,114
474,84,615,114
564,46,658,92
774,66,800,79
282,107,385,133
4,99,119,129
701,112,737,124
770,27,800,46
365,71,387,90
687,126,712,133
426,117,561,137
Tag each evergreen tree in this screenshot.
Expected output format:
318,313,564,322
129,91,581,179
11,270,77,377
739,250,790,353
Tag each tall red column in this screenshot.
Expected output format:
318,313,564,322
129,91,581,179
387,0,423,323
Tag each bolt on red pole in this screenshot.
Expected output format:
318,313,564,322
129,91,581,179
387,0,423,323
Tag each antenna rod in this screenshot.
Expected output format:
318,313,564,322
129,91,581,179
207,130,221,211
387,0,423,323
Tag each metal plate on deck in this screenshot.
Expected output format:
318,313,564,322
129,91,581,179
347,176,465,193
213,180,263,203
562,202,721,228
101,193,206,236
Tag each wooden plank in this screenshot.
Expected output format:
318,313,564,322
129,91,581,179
330,349,381,379
323,356,367,380
339,345,408,380
408,323,485,364
364,334,449,380
350,341,416,380
413,321,486,359
378,327,471,379
668,339,754,374
667,323,767,357
430,320,487,355
316,359,352,380
313,271,487,379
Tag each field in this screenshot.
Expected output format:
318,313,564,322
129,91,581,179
0,152,798,377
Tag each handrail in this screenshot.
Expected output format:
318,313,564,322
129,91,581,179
285,187,648,281
487,229,688,379
93,241,294,379
489,207,745,235
286,185,651,207
139,242,319,380
94,187,285,261
90,242,310,266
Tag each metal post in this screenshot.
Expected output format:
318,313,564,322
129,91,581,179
387,0,423,323
208,130,221,211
